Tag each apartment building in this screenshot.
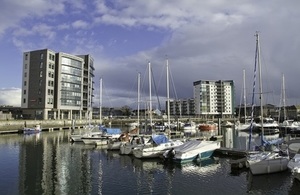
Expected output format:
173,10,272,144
21,49,94,120
193,80,234,118
168,99,195,116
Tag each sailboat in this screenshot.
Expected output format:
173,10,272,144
278,74,300,133
81,78,122,145
132,60,184,158
235,69,255,131
246,32,289,175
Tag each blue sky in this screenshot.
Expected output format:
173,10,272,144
1,0,300,109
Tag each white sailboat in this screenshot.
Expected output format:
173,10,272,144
82,78,122,145
132,60,184,158
246,32,289,175
235,69,255,131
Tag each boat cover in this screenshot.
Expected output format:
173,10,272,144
103,128,122,135
151,134,169,145
175,140,209,153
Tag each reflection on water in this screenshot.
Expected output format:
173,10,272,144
0,128,297,195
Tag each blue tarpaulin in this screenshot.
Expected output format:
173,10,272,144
151,134,169,145
103,128,122,135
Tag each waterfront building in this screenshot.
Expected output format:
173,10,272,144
168,99,195,117
21,49,94,120
193,80,234,118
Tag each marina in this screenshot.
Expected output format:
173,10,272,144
0,126,300,195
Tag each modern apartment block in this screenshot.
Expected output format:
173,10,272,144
193,80,234,118
168,99,195,116
21,49,94,120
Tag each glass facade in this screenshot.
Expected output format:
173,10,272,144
60,57,82,107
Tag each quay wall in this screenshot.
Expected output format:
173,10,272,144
0,117,236,133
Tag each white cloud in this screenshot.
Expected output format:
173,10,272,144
72,20,89,29
0,88,21,107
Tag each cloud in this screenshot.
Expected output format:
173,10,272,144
0,88,21,107
72,20,89,29
0,0,65,36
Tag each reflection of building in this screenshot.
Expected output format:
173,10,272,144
21,49,94,120
194,80,234,118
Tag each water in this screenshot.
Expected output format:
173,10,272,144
0,128,299,195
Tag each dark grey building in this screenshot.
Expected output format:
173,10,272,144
21,49,94,120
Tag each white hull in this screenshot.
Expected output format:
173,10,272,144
170,140,221,163
120,143,143,155
235,123,253,131
95,139,108,146
107,141,126,150
247,152,289,175
133,140,183,159
70,135,84,142
70,131,103,142
119,135,151,155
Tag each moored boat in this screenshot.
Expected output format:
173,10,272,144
198,121,217,132
23,124,42,134
132,134,184,159
163,139,221,163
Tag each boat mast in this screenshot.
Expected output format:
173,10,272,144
99,78,102,125
137,72,141,134
148,61,153,130
166,58,171,134
282,74,287,121
256,32,265,139
243,69,246,120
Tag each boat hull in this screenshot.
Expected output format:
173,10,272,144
247,152,289,175
172,141,220,164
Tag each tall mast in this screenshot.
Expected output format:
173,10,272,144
243,69,246,120
137,72,141,134
282,74,287,121
99,78,102,125
256,32,264,137
166,58,171,131
148,61,152,128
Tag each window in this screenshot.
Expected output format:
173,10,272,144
23,90,26,95
39,80,42,86
23,98,26,103
40,71,43,77
25,54,28,60
24,81,27,86
40,62,43,68
25,64,27,69
40,53,44,60
24,72,27,77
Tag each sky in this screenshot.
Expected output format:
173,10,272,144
1,0,300,110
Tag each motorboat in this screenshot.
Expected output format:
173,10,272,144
107,133,130,150
183,122,197,135
119,134,151,155
198,121,217,132
81,128,122,145
132,134,184,159
163,139,221,163
23,124,41,134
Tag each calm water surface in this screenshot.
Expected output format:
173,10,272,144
0,128,299,195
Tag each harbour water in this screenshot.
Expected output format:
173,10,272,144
0,128,299,195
